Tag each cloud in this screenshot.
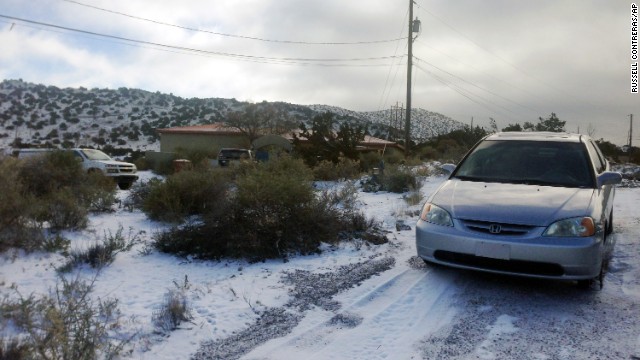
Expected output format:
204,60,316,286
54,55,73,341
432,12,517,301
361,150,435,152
0,0,637,144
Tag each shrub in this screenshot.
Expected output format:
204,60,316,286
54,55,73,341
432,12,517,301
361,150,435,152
0,276,125,359
359,152,383,173
142,169,231,222
381,165,422,193
312,158,361,181
16,151,117,231
316,181,359,212
81,171,117,212
133,156,151,171
152,276,192,333
225,157,317,258
0,157,33,251
59,226,140,272
154,157,386,260
0,338,30,360
18,151,84,197
403,190,423,206
33,188,88,230
234,157,314,214
124,178,162,211
383,151,405,165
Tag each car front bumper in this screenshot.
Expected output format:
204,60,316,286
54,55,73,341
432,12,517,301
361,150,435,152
415,219,604,280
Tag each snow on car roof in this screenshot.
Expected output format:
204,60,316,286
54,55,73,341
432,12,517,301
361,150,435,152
485,132,584,143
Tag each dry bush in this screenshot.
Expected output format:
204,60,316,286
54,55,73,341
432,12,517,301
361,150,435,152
0,276,126,359
358,152,382,173
0,156,33,251
59,226,141,272
0,338,30,360
152,276,192,333
33,188,88,231
381,165,423,193
312,158,361,181
154,157,385,260
18,151,84,197
403,190,423,206
142,168,231,223
2,151,119,240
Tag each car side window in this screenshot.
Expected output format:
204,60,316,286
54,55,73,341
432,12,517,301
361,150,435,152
72,150,84,161
586,141,605,174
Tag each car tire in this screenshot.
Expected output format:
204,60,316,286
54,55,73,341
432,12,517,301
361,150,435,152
577,262,605,290
118,182,133,190
606,210,613,235
577,279,593,289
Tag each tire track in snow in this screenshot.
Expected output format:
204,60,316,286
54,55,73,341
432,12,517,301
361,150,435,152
245,262,460,359
193,256,396,360
419,267,640,359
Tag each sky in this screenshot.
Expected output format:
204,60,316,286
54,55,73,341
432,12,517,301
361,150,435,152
0,0,638,145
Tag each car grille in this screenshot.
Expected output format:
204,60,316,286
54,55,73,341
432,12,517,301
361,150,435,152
434,250,564,276
461,220,534,236
118,167,135,173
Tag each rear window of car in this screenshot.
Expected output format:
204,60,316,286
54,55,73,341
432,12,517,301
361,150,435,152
218,149,251,160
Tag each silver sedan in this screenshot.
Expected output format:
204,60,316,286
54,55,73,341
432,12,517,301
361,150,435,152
416,132,622,287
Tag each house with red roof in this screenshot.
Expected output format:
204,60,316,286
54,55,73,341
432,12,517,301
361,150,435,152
156,123,404,157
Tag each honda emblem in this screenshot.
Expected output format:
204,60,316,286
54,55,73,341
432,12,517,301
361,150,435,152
489,224,502,234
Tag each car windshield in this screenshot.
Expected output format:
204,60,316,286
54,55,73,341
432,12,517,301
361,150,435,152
453,140,594,188
80,149,112,161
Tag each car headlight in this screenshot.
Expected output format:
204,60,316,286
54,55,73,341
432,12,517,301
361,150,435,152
543,217,595,237
420,203,453,227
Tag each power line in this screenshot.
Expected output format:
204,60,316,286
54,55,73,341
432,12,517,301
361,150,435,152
415,38,550,106
414,63,517,119
62,0,408,45
413,56,541,114
377,7,410,112
1,14,403,66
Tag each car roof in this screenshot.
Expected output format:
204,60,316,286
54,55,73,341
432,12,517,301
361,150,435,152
484,132,585,143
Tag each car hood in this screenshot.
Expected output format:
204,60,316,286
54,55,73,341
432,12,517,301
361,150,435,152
430,179,596,226
100,160,135,168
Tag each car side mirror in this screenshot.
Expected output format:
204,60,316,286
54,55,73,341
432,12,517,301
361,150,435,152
440,163,456,174
597,171,622,187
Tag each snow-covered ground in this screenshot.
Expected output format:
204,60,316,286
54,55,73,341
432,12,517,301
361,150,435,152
1,171,639,359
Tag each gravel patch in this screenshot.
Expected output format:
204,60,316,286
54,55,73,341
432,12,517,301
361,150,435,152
328,312,363,329
283,256,396,311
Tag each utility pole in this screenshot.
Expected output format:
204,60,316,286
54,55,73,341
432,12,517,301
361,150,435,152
405,0,420,155
629,114,633,148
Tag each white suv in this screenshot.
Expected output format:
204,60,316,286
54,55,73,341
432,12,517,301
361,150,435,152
17,148,138,190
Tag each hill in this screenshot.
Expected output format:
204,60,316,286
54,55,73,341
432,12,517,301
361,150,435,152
0,79,465,153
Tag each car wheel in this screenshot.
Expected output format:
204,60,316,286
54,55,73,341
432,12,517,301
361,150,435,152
577,279,593,289
118,182,133,190
577,263,605,290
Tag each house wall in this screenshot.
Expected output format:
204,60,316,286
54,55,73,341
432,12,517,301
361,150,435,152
159,133,250,153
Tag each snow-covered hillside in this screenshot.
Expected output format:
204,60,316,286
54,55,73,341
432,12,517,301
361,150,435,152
310,104,465,143
0,79,465,154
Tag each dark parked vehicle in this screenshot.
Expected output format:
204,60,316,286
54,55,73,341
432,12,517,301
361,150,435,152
416,132,622,287
217,148,253,167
